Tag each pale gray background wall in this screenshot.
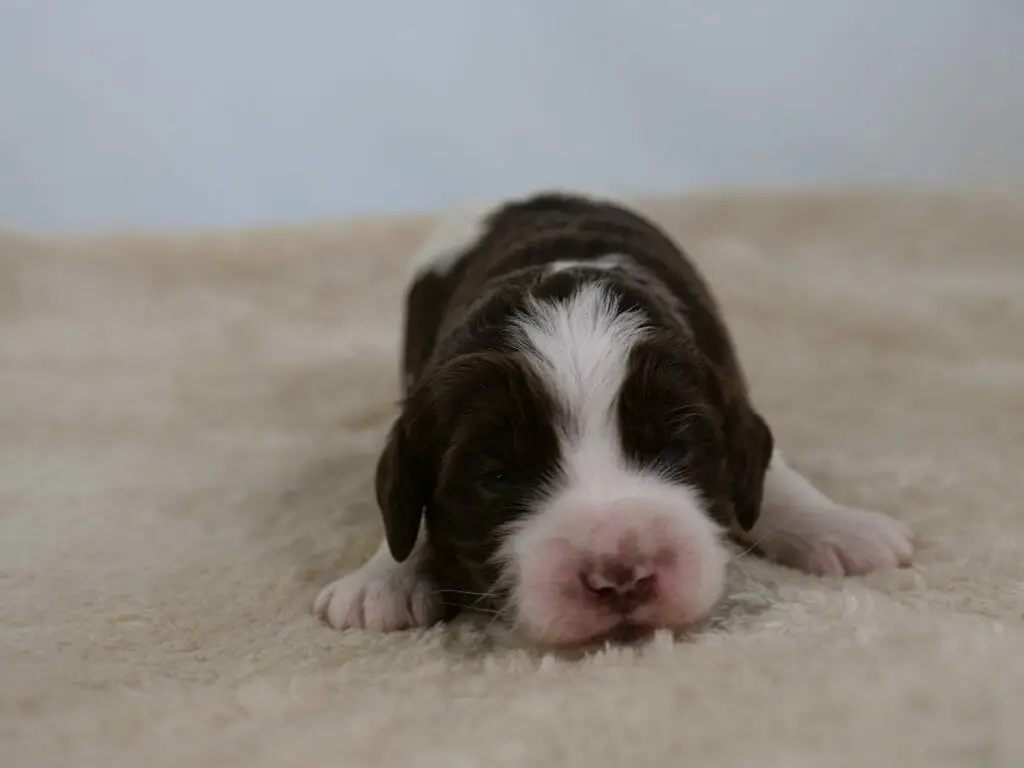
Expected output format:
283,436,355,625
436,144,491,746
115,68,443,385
2,1,1022,234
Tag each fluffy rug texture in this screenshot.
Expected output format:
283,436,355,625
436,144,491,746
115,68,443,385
2,190,1023,768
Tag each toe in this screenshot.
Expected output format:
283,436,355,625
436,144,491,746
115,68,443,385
805,547,846,577
409,581,441,626
313,582,335,620
760,505,915,577
314,580,366,630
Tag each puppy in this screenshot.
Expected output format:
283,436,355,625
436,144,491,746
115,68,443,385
315,192,914,649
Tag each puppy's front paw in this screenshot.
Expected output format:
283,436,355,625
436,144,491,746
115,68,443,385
314,566,441,632
760,505,914,577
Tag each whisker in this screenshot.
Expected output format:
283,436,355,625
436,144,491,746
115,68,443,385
445,602,503,617
483,604,515,633
730,531,771,560
442,588,501,600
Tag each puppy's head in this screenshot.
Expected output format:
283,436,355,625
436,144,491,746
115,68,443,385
377,276,772,649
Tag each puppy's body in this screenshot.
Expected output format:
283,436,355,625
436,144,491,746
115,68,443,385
316,193,914,649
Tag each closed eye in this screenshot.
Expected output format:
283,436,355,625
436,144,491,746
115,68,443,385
477,468,514,493
656,441,690,470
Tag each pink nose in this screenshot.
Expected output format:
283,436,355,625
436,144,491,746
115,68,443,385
580,560,657,613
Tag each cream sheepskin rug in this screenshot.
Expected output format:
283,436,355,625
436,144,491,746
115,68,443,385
2,190,1022,767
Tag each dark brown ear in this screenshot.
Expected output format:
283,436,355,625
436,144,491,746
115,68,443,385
724,403,774,532
374,399,433,562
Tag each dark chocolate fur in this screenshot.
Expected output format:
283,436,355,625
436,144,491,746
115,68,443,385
376,192,773,615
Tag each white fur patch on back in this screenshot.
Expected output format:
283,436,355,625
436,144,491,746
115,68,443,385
548,253,627,275
409,202,497,278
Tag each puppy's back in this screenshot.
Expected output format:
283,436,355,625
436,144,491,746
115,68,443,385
401,205,493,392
400,192,748,398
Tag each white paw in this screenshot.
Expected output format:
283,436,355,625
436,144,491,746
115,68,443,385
759,505,915,577
314,566,441,631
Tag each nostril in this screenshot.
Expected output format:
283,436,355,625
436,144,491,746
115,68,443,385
603,562,637,590
630,573,656,602
590,584,619,601
580,563,657,609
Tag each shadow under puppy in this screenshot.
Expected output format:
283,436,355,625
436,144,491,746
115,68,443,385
315,192,914,650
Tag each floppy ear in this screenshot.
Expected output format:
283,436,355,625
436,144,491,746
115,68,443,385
374,399,434,562
693,352,775,533
723,403,774,532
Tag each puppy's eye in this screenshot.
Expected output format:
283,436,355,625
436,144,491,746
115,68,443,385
477,469,513,492
657,442,690,468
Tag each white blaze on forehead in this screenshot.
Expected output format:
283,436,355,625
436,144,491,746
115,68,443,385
510,282,649,463
409,201,498,278
500,281,728,646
